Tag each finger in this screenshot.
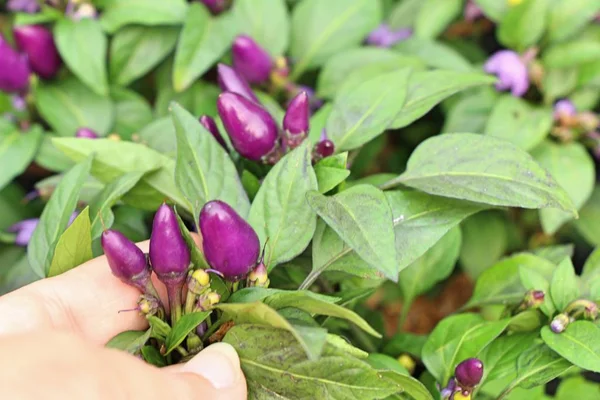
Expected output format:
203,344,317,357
0,332,246,400
0,234,203,344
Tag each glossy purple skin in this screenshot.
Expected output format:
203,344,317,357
101,229,149,285
13,25,61,80
217,63,259,102
366,24,412,48
149,204,190,286
75,127,98,139
554,99,576,120
0,36,30,93
199,200,260,281
283,91,309,136
7,0,40,13
199,115,227,148
315,139,335,158
484,50,529,97
201,0,228,14
232,35,273,84
455,358,483,388
7,218,38,246
217,92,278,161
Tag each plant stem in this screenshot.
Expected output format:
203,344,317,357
184,290,196,315
167,285,182,325
176,346,189,357
495,382,518,400
299,248,352,290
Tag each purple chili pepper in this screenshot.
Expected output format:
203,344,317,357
199,115,227,149
454,358,484,388
0,35,31,93
313,130,335,160
101,229,152,292
13,25,61,80
232,35,273,84
217,63,259,103
75,127,98,139
484,50,529,97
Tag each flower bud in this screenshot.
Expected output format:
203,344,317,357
199,200,260,280
196,321,208,336
101,229,151,292
199,115,227,149
366,24,412,48
75,127,98,139
455,358,483,388
13,25,61,80
283,91,309,146
484,50,529,97
195,291,221,311
521,289,545,309
217,92,279,161
200,0,230,14
188,269,211,295
314,131,335,161
232,35,273,84
553,99,576,121
6,218,38,246
454,391,471,400
585,302,598,320
137,294,162,317
0,36,30,93
217,63,259,103
149,204,191,286
397,354,415,374
247,262,269,287
550,313,571,333
578,111,599,132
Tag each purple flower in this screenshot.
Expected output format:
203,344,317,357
0,35,31,93
217,91,279,161
366,24,412,48
13,25,61,79
75,127,98,139
217,63,259,103
199,115,227,149
199,200,260,281
464,0,484,22
454,358,484,388
232,35,273,84
554,99,576,120
7,0,40,13
484,50,529,97
7,218,39,246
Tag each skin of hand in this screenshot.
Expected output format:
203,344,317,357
0,238,247,400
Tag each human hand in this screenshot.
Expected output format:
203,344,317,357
0,239,247,400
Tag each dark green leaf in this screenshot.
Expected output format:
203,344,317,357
550,257,580,312
232,0,290,56
47,207,93,277
314,152,350,193
248,142,318,268
111,87,153,139
171,102,249,218
306,185,398,281
173,4,237,92
395,38,472,72
106,329,151,354
460,211,508,279
514,343,574,388
164,312,210,355
478,333,538,386
173,211,209,270
110,26,179,86
290,0,382,78
224,324,403,399
141,345,166,367
497,0,548,50
28,156,92,277
147,315,172,341
88,172,144,239
388,133,577,213
327,68,411,152
229,288,339,304
54,18,108,95
0,124,42,191
414,0,463,39
100,0,188,33
35,77,114,137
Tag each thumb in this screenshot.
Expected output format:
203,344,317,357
169,343,247,400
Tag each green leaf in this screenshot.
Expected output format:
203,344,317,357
550,257,580,312
466,254,556,308
575,186,600,246
380,370,434,400
224,324,403,399
106,329,151,354
399,227,461,320
34,134,75,173
383,332,428,359
100,0,188,33
28,156,92,277
388,0,424,28
229,288,339,304
306,185,398,281
519,266,555,316
327,68,411,152
47,207,93,277
290,0,382,78
531,141,595,234
542,67,578,104
35,77,114,137
443,88,498,133
317,48,423,99
314,152,350,193
387,133,577,214
422,313,509,384
543,40,600,69
14,6,62,25
110,26,179,86
54,18,108,95
164,311,210,355
390,71,496,129
171,102,250,218
555,376,600,400
147,315,172,341
394,38,472,72
88,172,144,239
546,0,600,43
141,345,166,367
248,142,318,268
514,343,574,389
473,0,508,21
111,87,153,139
484,95,552,151
460,211,508,279
582,247,600,300
478,333,538,387
414,0,463,39
173,4,237,92
138,117,177,156
216,302,327,360
232,0,290,56
173,210,209,270
497,0,548,50
264,292,380,337
52,138,187,211
542,322,600,373
0,124,42,191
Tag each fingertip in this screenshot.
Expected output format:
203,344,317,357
180,343,242,389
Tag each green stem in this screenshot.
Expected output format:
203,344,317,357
202,316,225,341
299,248,352,290
167,285,182,326
495,382,518,400
184,290,196,316
176,346,189,357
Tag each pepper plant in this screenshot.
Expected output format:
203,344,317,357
1,0,600,399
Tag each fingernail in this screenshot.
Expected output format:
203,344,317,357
180,342,241,389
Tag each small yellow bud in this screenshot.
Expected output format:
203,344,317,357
397,354,416,374
192,269,210,286
508,0,522,5
108,134,121,141
207,292,221,306
454,392,471,400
